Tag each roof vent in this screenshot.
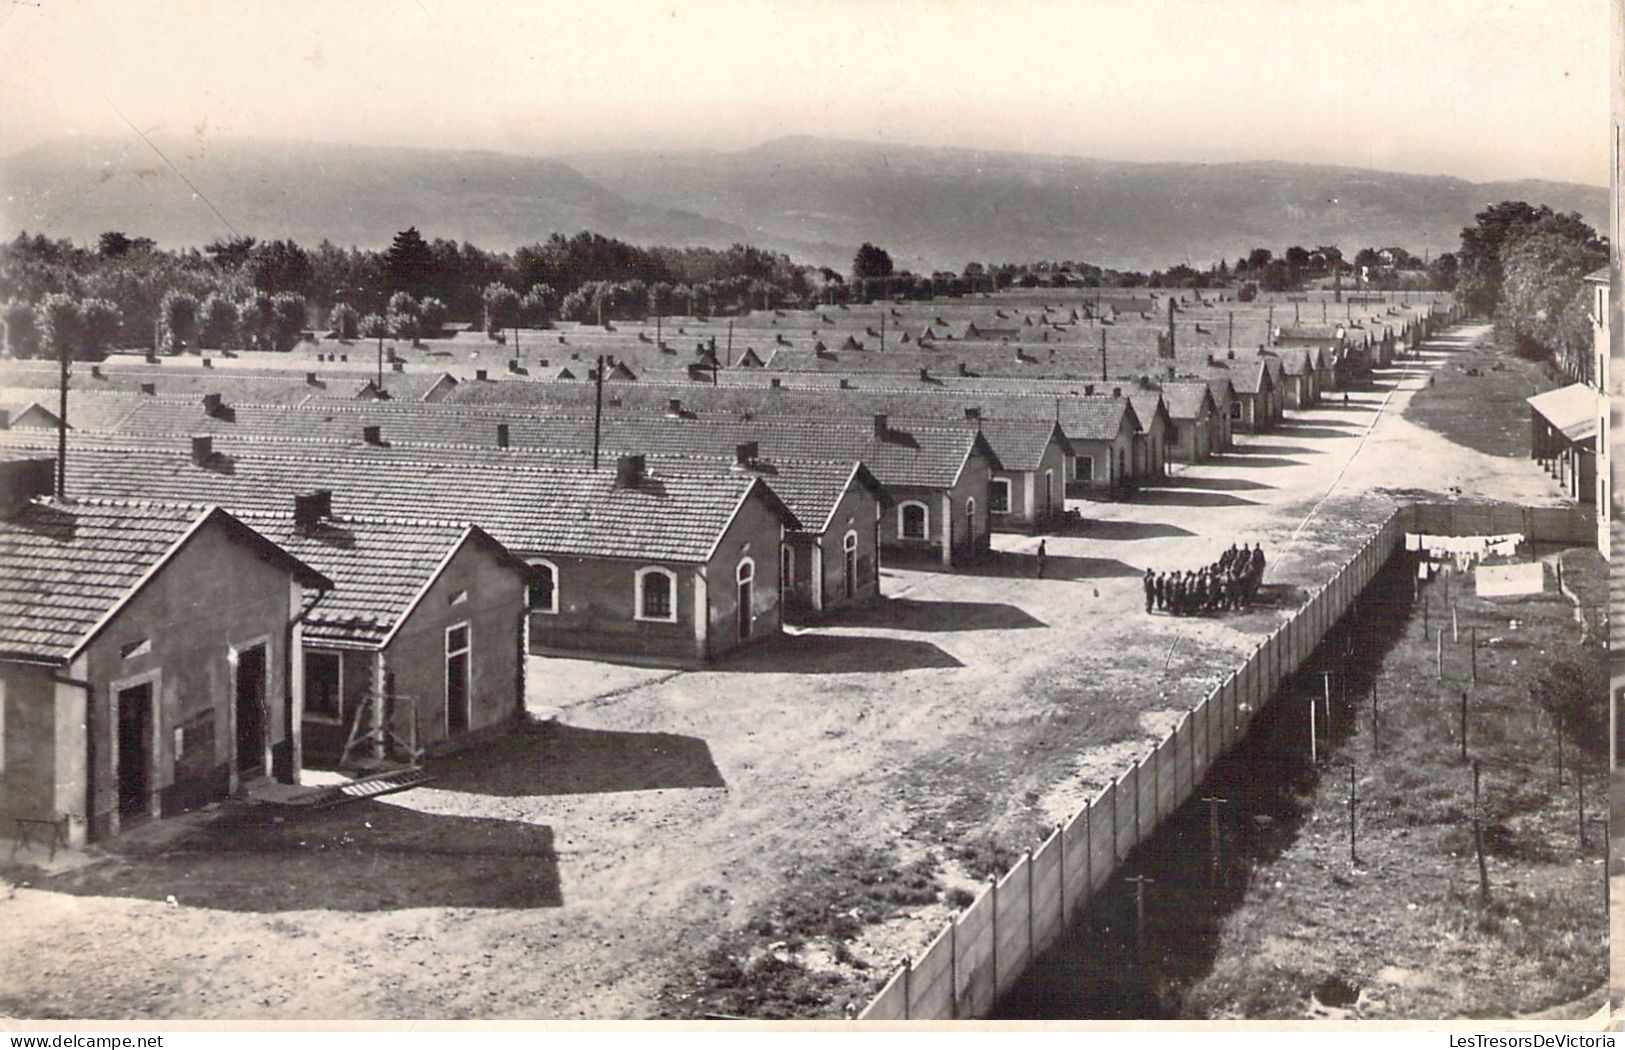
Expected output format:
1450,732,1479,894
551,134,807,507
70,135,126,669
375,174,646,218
305,371,319,385
476,369,488,381
667,398,683,417
202,392,224,416
363,424,383,445
496,422,510,448
293,490,332,533
735,441,759,468
873,413,889,438
614,453,646,488
190,434,213,464
964,406,981,421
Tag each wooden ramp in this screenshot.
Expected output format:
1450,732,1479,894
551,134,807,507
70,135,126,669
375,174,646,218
279,768,432,810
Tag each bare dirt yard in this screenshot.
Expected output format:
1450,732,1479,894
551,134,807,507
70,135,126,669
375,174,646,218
0,324,1583,1020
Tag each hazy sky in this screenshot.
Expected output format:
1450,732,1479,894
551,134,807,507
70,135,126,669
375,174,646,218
0,0,1610,186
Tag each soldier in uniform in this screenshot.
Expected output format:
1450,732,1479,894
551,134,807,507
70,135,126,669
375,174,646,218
1143,568,1156,613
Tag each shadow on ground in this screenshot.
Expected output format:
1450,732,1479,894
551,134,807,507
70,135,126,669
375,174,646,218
40,799,561,911
720,630,964,672
1152,475,1275,492
822,596,1045,632
1132,489,1262,508
430,719,724,798
1071,518,1198,541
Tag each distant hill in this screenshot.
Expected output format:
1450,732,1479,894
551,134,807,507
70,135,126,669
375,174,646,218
0,137,751,254
1,134,1607,272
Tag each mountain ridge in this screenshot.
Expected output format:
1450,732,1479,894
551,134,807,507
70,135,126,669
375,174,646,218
1,134,1606,272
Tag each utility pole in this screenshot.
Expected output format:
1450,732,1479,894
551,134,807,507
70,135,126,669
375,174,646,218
880,311,886,352
55,328,68,497
726,320,734,367
1227,311,1233,351
592,354,604,470
1100,328,1108,381
1471,760,1490,905
377,326,384,389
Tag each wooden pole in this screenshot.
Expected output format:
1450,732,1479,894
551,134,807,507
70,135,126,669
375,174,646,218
1557,709,1565,788
1347,758,1358,865
1470,626,1477,685
1322,671,1332,728
1472,760,1489,906
1435,628,1443,680
1126,875,1153,955
1202,795,1227,898
592,354,604,470
1459,689,1468,760
1577,769,1586,850
1370,680,1379,755
56,329,68,498
1308,693,1318,764
1451,603,1458,642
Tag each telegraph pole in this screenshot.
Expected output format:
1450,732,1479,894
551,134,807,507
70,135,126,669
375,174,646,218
592,354,604,470
56,328,69,497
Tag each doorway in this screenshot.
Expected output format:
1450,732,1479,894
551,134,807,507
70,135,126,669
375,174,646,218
737,560,754,642
446,624,470,736
116,682,152,818
235,644,267,775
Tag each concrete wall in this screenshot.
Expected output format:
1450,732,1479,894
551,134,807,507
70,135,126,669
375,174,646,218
80,522,300,839
382,536,527,750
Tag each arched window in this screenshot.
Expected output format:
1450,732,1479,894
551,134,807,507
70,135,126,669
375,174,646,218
736,558,755,641
965,497,976,535
635,566,677,622
898,500,929,540
528,559,558,614
737,558,754,584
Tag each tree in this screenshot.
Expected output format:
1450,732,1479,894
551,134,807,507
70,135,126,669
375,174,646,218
2,300,40,357
359,313,389,339
384,226,435,300
417,296,447,337
328,302,360,341
37,293,82,361
98,232,134,258
1499,229,1606,370
199,293,240,349
1455,201,1547,315
246,239,313,296
852,242,894,280
269,294,308,352
205,235,258,269
1427,252,1458,292
159,289,200,352
79,299,122,356
1246,248,1273,271
386,291,421,345
522,284,557,327
482,282,520,337
1284,246,1311,273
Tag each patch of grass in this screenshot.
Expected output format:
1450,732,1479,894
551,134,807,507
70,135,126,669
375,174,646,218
659,846,944,1018
1401,338,1555,459
951,833,1023,881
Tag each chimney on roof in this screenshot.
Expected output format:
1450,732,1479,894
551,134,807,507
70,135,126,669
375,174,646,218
0,410,9,430
305,371,318,385
1085,383,1095,395
202,357,213,369
91,365,103,378
873,413,889,439
770,377,781,388
190,434,213,464
1165,364,1176,380
202,392,223,416
0,457,54,518
964,406,981,421
614,453,646,488
1112,386,1122,397
363,424,383,445
839,378,851,389
496,423,510,448
392,361,404,372
476,369,488,381
292,489,332,533
140,382,156,396
666,398,683,417
734,441,759,468
1227,349,1236,359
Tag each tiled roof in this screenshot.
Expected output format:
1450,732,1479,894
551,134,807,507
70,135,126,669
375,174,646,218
1158,381,1215,421
0,435,783,564
962,419,1068,471
0,363,368,404
248,516,501,649
0,498,326,663
1127,391,1169,433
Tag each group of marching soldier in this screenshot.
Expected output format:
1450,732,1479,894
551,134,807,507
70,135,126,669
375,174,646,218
1143,543,1266,615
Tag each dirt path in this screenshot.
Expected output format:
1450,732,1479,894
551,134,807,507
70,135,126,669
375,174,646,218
0,324,1572,1020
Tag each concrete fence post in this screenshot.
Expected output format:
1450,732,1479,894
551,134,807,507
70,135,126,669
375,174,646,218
989,874,999,1005
1026,846,1035,968
901,956,912,1020
950,920,959,1020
